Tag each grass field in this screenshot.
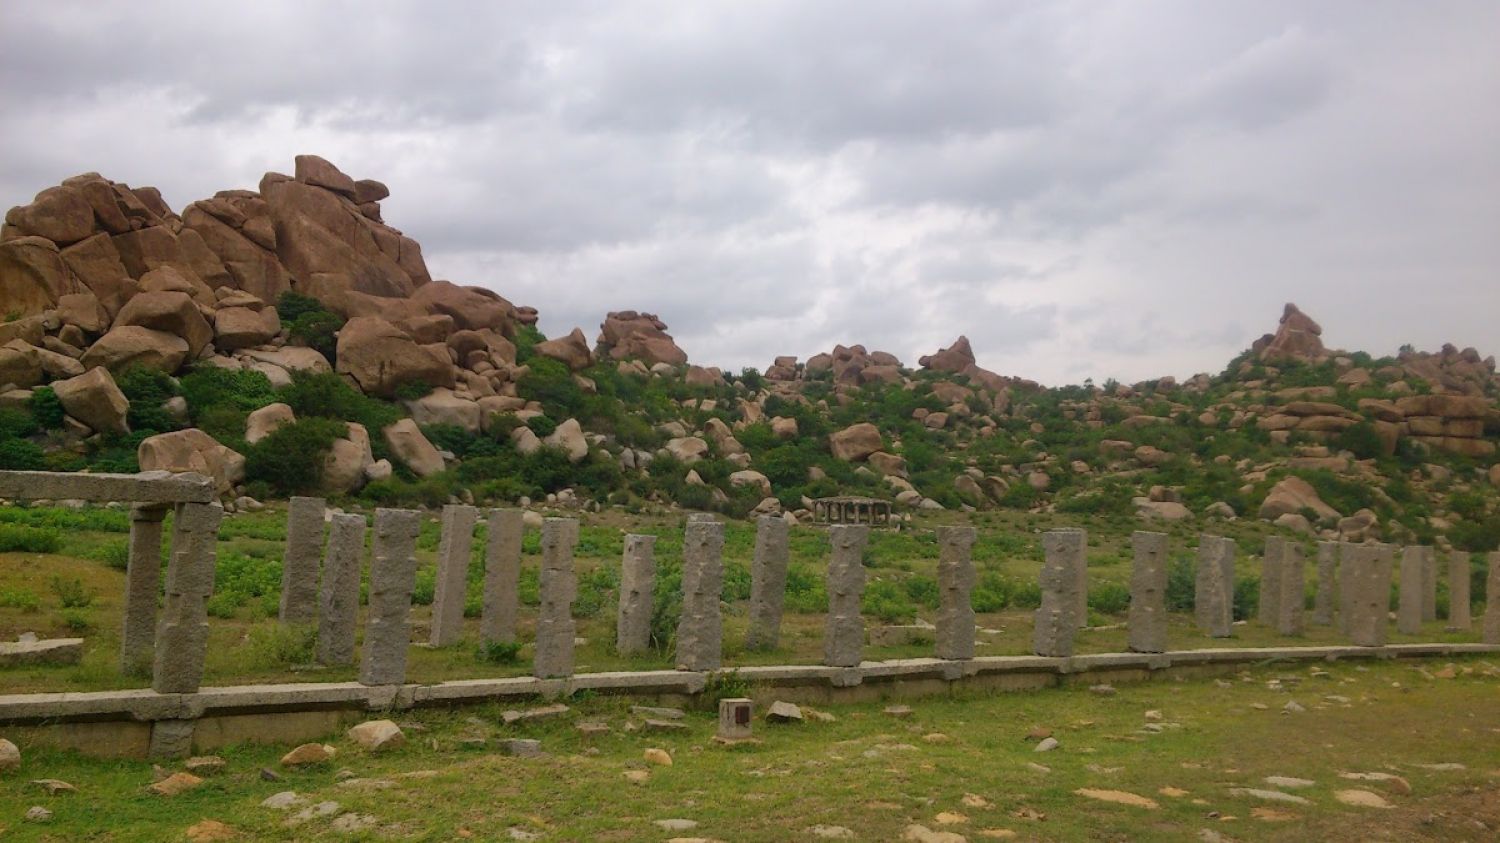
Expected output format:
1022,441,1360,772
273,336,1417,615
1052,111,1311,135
1,657,1497,841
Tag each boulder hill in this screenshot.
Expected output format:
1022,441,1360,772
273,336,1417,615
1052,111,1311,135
2,156,1498,552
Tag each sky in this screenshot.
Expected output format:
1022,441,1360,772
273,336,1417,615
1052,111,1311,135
2,1,1496,386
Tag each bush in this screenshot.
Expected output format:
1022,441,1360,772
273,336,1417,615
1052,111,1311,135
971,572,1013,612
1087,582,1131,615
0,438,46,471
1333,422,1386,461
0,524,62,553
245,624,318,668
516,357,584,418
476,640,522,664
116,366,180,433
244,417,348,495
28,387,65,429
50,575,94,609
0,408,38,440
180,365,278,417
862,579,918,623
0,589,40,611
526,415,558,438
278,370,401,437
89,539,131,571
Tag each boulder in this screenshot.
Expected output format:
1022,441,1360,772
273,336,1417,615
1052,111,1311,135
0,340,43,389
347,719,404,752
36,343,85,378
137,429,245,495
405,387,481,433
919,336,977,374
383,419,445,477
596,311,689,366
113,291,214,357
729,469,772,497
335,316,454,397
51,366,129,435
55,292,109,335
1136,499,1191,521
323,423,374,494
703,417,744,455
771,416,798,439
80,326,190,374
1256,303,1325,362
866,451,907,478
534,328,594,371
829,422,882,462
1490,464,1500,487
262,177,424,301
239,346,331,374
59,234,136,317
1258,476,1340,522
511,426,541,455
954,474,985,505
544,418,589,463
213,306,280,351
409,280,517,333
244,403,296,445
0,316,45,347
1,236,80,318
664,436,710,464
7,185,95,245
685,365,721,387
1274,513,1315,535
293,154,356,197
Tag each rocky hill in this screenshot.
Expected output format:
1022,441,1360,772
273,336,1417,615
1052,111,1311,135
2,157,1498,553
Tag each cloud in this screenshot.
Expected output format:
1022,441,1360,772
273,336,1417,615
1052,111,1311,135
2,0,1496,386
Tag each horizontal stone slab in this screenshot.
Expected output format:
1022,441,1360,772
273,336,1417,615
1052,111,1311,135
0,470,216,504
0,638,83,667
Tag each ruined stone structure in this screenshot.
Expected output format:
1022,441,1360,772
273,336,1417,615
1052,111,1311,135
1195,535,1234,638
1447,550,1471,632
279,496,325,625
360,508,422,685
316,513,367,666
1345,542,1395,647
810,496,892,526
1313,541,1338,627
1487,553,1500,645
934,526,977,660
1398,545,1431,636
824,524,869,667
677,515,726,671
1034,528,1085,657
616,533,657,655
745,515,790,651
1276,542,1305,637
1258,536,1285,626
533,518,579,678
1128,531,1168,653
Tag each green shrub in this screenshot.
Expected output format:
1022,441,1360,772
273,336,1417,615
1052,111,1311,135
246,624,318,668
244,417,348,495
1087,581,1131,615
89,539,131,571
278,370,401,437
476,640,523,664
971,572,1012,612
1332,422,1386,461
60,608,93,632
0,524,62,553
180,365,277,418
1165,555,1196,612
0,438,46,471
28,387,65,429
0,408,38,439
862,579,918,623
0,589,40,611
516,357,584,418
1010,580,1043,609
394,380,434,401
50,575,94,608
526,414,558,438
286,307,343,362
116,366,180,434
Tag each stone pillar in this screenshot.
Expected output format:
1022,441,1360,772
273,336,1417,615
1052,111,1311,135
616,533,657,655
1034,528,1085,657
1312,541,1338,626
1277,542,1305,636
1128,531,1169,653
1338,543,1355,636
533,517,579,678
1258,536,1284,626
1347,543,1394,647
1074,528,1090,627
1422,548,1438,623
120,504,167,675
935,526,977,660
717,698,753,742
1194,535,1233,638
279,496,326,625
1397,545,1428,636
359,508,422,686
823,524,869,667
152,502,222,694
1446,551,1471,632
316,513,367,666
676,517,726,671
480,509,524,644
429,504,478,647
1485,553,1500,645
745,515,791,651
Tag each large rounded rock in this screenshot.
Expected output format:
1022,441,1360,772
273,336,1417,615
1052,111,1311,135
323,423,374,494
382,419,444,477
596,311,689,366
1,236,79,318
294,154,356,197
1256,303,1326,362
534,327,593,371
7,185,95,245
1258,476,1340,522
730,469,772,497
60,234,136,318
918,336,977,374
113,291,214,357
51,366,129,435
409,280,517,333
829,422,882,462
239,346,330,375
544,418,589,463
244,403,296,444
336,316,455,397
664,436,710,464
213,306,280,351
405,387,481,433
80,326,190,374
0,340,44,389
137,429,245,495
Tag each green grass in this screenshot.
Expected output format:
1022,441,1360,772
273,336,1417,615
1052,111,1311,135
1,658,1496,840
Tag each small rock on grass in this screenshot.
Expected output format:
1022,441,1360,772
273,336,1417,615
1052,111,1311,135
1,738,21,774
623,770,650,784
25,806,52,822
1251,807,1298,822
1335,789,1394,808
962,793,992,808
766,701,803,723
279,743,335,768
148,772,203,796
261,791,306,810
808,825,855,839
903,824,967,843
1227,788,1310,805
31,779,76,795
654,818,699,831
1034,737,1059,753
1074,789,1159,809
978,831,1018,840
1263,776,1315,789
184,756,227,776
347,719,405,752
884,705,914,719
185,820,236,842
933,811,968,825
644,748,673,766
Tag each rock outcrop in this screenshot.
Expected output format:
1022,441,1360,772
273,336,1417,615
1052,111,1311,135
597,311,688,366
1254,303,1326,362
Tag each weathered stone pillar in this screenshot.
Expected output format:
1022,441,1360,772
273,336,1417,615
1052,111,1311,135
1422,548,1438,623
1338,542,1355,636
1258,536,1284,626
120,504,167,674
429,504,478,647
823,524,869,667
1485,553,1500,645
1397,545,1429,636
1277,542,1305,636
935,525,977,660
316,513,367,666
616,533,657,655
1034,528,1085,657
279,496,326,625
1446,551,1471,632
1347,543,1394,647
676,516,726,671
1074,528,1090,627
745,515,791,651
533,517,579,678
480,509,524,644
359,508,421,686
1128,531,1169,653
1194,535,1233,638
1312,541,1338,626
152,502,222,694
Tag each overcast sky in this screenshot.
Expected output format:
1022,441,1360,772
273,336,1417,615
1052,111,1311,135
2,1,1496,385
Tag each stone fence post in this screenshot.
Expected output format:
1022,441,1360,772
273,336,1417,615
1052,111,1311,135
360,508,421,686
745,515,791,651
935,526,977,660
1128,531,1168,653
823,524,869,668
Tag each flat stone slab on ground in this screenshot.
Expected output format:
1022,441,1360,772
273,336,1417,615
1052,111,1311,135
629,705,685,719
0,638,83,667
501,703,570,725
